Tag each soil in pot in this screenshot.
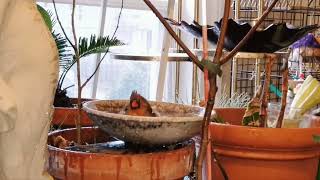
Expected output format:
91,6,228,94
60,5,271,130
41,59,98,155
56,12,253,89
47,127,195,180
210,108,320,180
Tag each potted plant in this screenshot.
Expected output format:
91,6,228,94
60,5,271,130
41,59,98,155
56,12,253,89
142,0,320,179
38,4,123,128
45,0,320,179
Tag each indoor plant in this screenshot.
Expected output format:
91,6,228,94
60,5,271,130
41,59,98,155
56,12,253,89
38,4,123,128
142,0,320,179
46,1,197,179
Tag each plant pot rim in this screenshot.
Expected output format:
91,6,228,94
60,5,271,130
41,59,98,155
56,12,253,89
48,127,195,157
210,122,320,149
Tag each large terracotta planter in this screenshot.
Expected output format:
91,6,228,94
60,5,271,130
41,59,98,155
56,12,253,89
210,108,320,180
52,99,93,127
47,127,195,180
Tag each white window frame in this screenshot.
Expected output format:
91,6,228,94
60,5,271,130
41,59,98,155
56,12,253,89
36,0,168,12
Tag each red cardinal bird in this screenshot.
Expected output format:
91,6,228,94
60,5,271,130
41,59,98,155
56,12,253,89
124,91,156,117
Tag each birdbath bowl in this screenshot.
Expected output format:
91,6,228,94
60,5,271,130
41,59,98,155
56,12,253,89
83,100,203,146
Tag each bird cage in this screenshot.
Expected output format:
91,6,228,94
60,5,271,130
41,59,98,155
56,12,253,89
231,0,320,93
231,52,287,102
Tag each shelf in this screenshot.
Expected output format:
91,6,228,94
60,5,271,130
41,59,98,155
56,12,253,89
110,52,191,62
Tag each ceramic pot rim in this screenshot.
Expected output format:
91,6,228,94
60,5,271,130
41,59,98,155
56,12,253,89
48,128,195,157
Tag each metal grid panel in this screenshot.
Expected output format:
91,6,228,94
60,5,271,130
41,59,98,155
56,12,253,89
232,53,285,102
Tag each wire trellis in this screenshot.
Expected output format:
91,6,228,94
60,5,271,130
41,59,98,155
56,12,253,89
231,0,320,99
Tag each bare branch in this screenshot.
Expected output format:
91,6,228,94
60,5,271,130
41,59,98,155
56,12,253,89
143,0,204,70
220,0,279,65
52,0,76,50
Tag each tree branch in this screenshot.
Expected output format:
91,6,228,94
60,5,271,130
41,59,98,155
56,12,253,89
214,0,231,63
143,0,204,70
52,0,76,50
220,0,279,65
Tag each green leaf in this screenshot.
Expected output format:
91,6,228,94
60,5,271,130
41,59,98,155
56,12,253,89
52,31,72,71
78,35,124,58
200,60,222,77
313,135,320,143
37,4,54,31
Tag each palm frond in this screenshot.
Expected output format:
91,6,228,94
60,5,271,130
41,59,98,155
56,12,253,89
78,35,124,58
52,31,73,71
37,4,54,31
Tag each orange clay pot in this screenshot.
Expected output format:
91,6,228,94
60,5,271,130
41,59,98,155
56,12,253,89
210,108,320,180
52,99,93,127
47,127,195,180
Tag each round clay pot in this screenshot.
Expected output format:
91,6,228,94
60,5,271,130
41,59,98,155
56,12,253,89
52,108,93,127
52,99,94,127
210,108,320,180
47,127,195,180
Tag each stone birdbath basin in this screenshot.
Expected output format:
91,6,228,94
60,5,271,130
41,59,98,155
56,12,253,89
83,100,204,145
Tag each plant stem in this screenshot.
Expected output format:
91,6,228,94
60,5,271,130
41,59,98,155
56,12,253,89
197,0,231,179
276,58,289,128
219,0,279,65
70,0,82,144
143,0,203,71
81,0,123,89
196,74,218,180
52,0,76,51
259,55,275,127
214,0,231,63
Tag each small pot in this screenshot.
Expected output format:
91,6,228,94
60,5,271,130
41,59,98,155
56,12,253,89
47,127,195,180
52,99,93,127
210,108,320,180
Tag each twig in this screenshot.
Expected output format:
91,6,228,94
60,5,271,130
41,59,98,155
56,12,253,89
70,0,82,144
52,0,76,50
214,0,231,63
276,57,289,128
259,55,275,127
219,0,279,65
143,0,204,70
81,0,124,89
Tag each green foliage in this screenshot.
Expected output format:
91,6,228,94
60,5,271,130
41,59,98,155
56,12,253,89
37,4,123,90
37,4,53,31
314,135,320,143
78,35,124,58
52,31,72,71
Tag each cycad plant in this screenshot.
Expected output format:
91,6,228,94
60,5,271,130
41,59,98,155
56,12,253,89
37,4,123,107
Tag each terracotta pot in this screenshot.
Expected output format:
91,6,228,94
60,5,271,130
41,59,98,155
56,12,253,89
47,127,195,180
210,108,320,180
52,99,94,127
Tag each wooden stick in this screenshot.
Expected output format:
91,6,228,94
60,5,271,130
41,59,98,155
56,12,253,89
276,60,289,128
198,0,231,179
196,74,218,180
259,55,275,127
200,0,211,179
219,0,279,65
143,0,204,70
214,0,231,62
